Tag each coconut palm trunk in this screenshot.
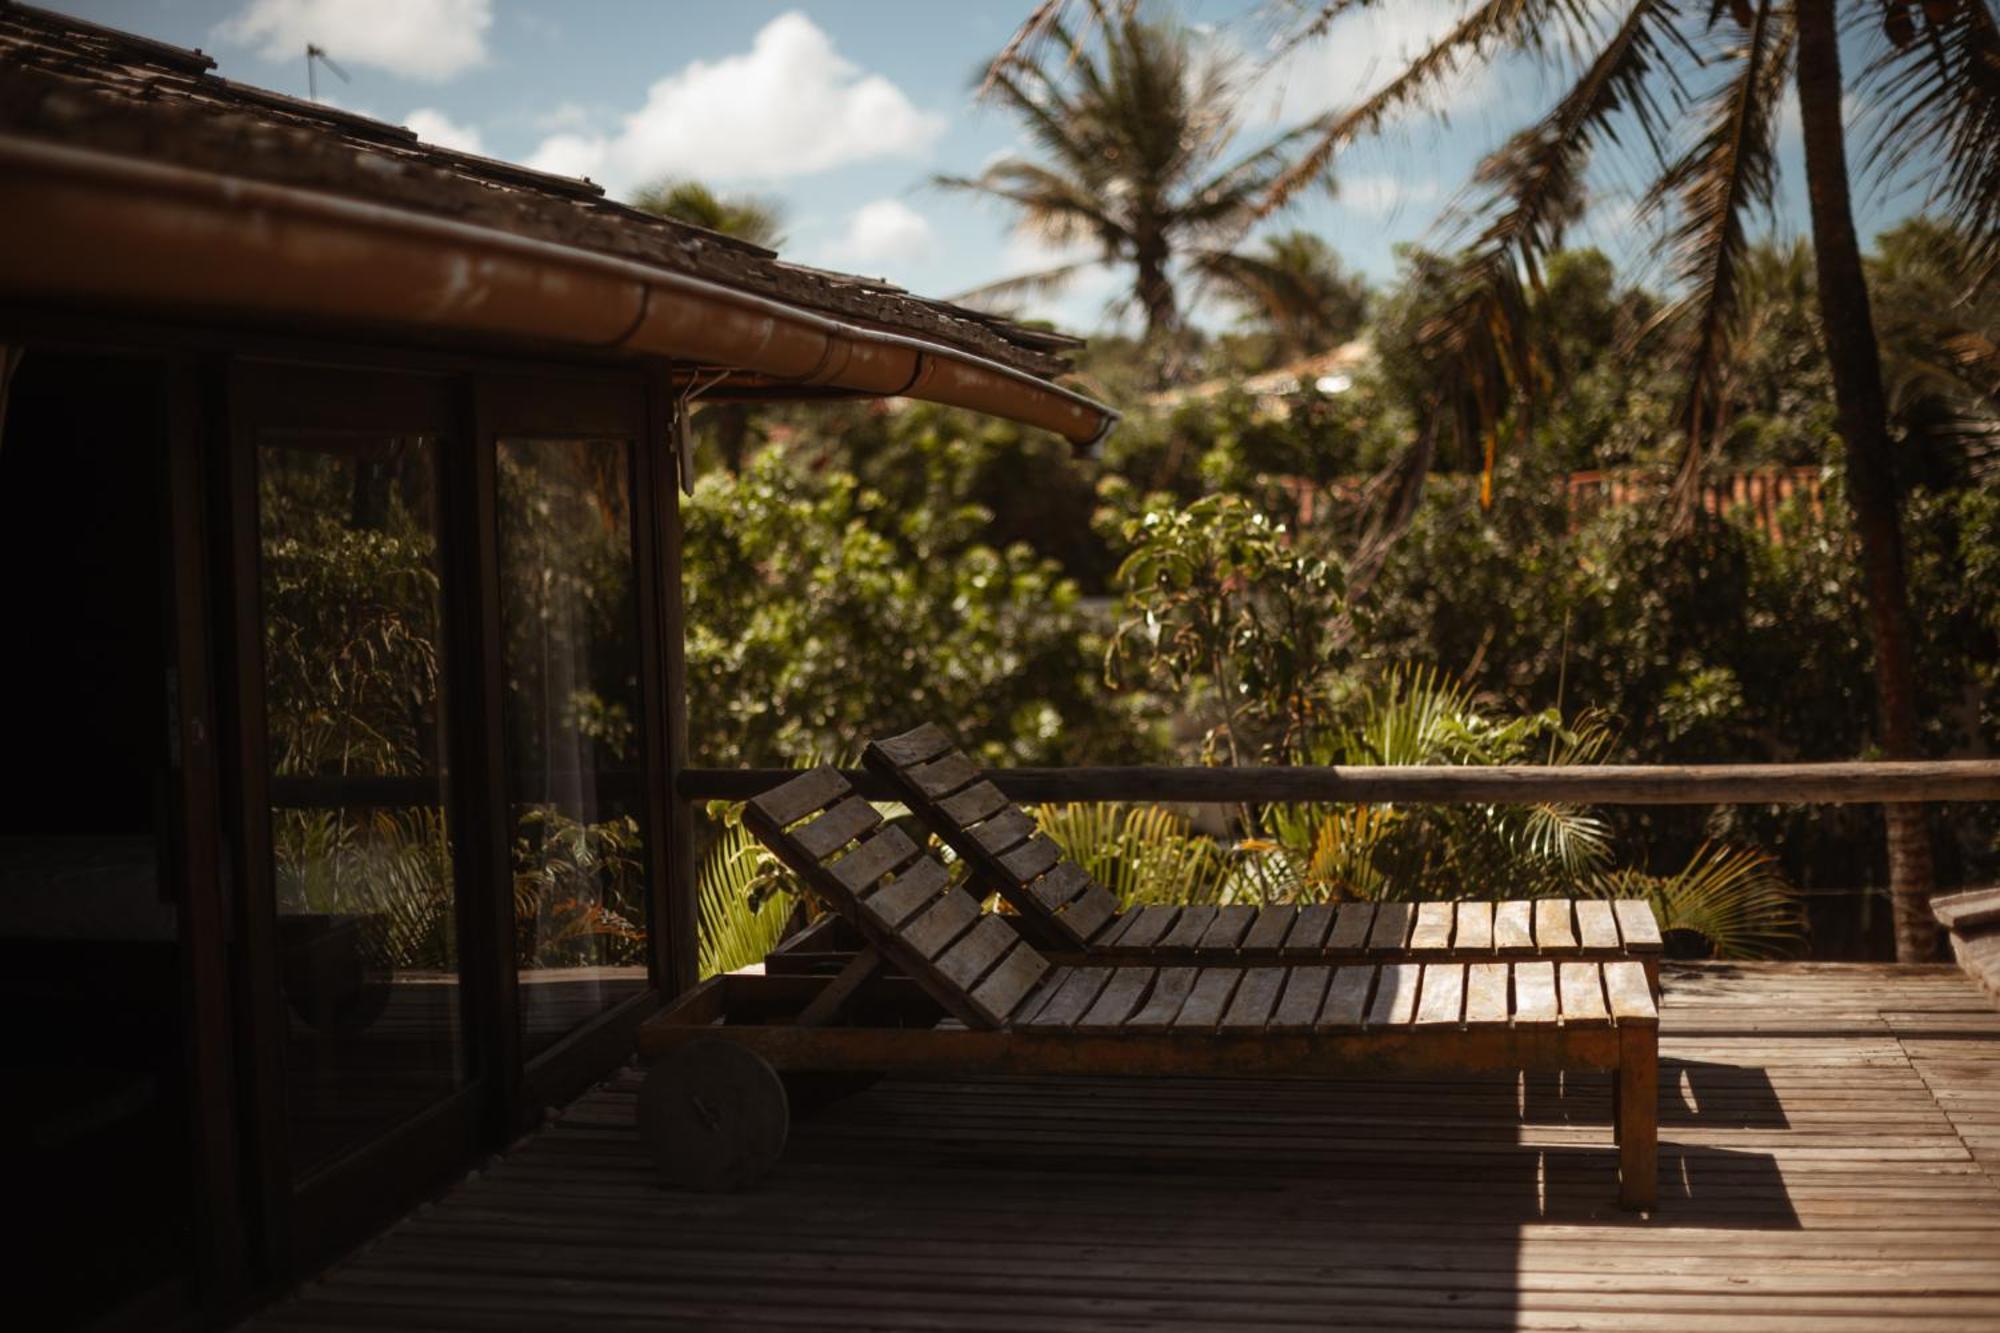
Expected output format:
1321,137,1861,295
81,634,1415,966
1793,0,1936,961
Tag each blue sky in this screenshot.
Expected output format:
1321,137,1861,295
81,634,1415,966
52,1,1925,335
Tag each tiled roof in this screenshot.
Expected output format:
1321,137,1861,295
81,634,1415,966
0,2,1082,380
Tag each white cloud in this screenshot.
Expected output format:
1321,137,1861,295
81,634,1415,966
523,12,944,195
532,102,595,134
404,107,484,155
218,0,492,82
1245,1,1500,127
821,199,938,270
1337,172,1442,219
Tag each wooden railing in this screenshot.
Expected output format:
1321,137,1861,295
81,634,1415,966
680,760,2000,806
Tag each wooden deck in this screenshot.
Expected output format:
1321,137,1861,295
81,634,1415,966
249,962,2000,1331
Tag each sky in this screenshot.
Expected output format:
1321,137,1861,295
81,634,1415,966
51,0,1928,336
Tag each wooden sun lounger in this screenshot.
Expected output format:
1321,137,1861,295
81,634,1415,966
856,722,1663,987
636,766,1660,1209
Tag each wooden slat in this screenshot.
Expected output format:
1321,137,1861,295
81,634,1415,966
1171,968,1241,1029
1463,961,1510,1025
1239,904,1296,952
1024,860,1090,913
857,857,949,929
1453,901,1494,952
1220,966,1287,1029
1558,961,1609,1027
1365,962,1422,1027
1281,902,1335,954
1408,902,1453,952
1512,960,1558,1024
1023,966,1110,1028
791,796,882,860
1269,965,1330,1030
1075,967,1156,1032
898,890,979,959
936,780,1009,828
1156,905,1218,950
1327,901,1374,952
1603,960,1658,1025
1108,904,1180,950
997,834,1062,885
1367,901,1414,952
1414,963,1465,1025
1575,898,1620,950
934,915,1017,990
906,751,980,799
748,766,848,828
1086,908,1143,947
1493,900,1535,953
828,826,918,895
1315,965,1376,1030
868,723,954,769
975,943,1052,1023
1009,964,1071,1024
1198,904,1256,950
1053,886,1118,944
1613,897,1664,951
1123,965,1198,1030
1533,898,1579,950
966,807,1037,856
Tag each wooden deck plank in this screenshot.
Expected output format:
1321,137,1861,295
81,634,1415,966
1022,966,1109,1029
1558,962,1610,1028
1464,962,1511,1025
1513,960,1558,1024
1316,965,1376,1030
975,944,1051,1023
1614,898,1665,952
256,962,2000,1333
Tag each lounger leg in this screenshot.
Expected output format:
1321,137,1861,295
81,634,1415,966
1617,1025,1658,1211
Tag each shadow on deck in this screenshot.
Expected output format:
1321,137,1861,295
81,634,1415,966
250,963,2000,1331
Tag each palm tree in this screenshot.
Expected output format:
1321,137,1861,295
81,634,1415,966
628,179,787,470
629,178,786,250
1201,229,1371,363
1246,0,2000,961
943,7,1306,366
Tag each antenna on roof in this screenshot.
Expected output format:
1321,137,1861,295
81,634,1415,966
305,43,349,104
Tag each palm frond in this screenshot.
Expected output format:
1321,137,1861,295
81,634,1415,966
1645,0,1793,520
947,261,1103,312
1261,0,1590,214
1031,802,1230,907
1587,842,1805,959
1860,0,2000,290
696,816,795,979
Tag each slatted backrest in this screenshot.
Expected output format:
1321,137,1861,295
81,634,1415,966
743,766,1051,1030
864,723,1123,952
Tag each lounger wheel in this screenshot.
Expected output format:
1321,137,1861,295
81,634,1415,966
638,1039,789,1192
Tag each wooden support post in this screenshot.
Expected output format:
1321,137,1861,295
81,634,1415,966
796,947,882,1029
1617,1025,1658,1211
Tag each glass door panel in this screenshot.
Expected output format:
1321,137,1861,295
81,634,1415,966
256,430,463,1177
495,438,649,1056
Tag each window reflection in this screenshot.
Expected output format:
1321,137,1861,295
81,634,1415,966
258,436,462,1176
496,439,649,1056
